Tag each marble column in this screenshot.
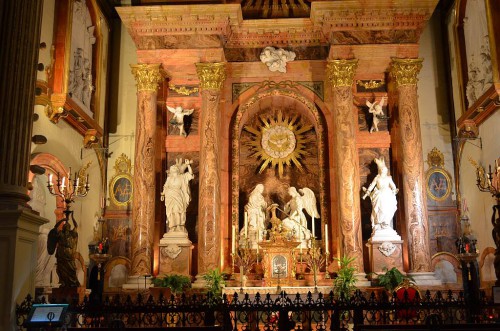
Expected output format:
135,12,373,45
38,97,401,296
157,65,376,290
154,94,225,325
326,59,365,274
195,63,226,276
0,0,48,329
127,64,165,284
390,58,433,275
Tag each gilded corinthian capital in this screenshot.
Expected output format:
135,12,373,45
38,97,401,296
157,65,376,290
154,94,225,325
390,58,423,87
195,62,226,90
130,64,166,92
326,59,358,88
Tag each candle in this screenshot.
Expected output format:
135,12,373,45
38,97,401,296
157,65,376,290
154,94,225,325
76,178,80,188
325,224,329,254
48,174,53,185
61,176,66,187
244,212,248,239
312,216,315,238
232,225,236,254
299,228,303,254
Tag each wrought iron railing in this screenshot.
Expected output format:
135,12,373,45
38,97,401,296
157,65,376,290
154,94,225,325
16,289,500,330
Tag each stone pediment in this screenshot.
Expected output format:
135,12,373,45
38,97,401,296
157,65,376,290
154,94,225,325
117,0,438,50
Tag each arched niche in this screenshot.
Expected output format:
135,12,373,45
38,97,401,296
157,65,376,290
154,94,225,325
230,87,329,238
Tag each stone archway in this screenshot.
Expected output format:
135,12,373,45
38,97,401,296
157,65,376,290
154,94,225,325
30,153,69,220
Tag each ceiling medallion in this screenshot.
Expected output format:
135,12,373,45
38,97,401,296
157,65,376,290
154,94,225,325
244,111,314,178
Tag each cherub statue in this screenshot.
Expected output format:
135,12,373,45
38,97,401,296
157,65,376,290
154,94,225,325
366,97,386,133
282,187,320,248
259,46,296,73
167,105,194,137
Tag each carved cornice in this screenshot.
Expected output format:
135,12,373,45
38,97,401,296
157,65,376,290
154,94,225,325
390,58,423,87
311,1,437,44
130,64,166,92
195,62,226,90
118,2,437,49
326,59,358,88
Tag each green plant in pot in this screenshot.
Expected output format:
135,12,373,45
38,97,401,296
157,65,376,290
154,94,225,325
202,268,226,298
333,255,357,300
374,267,415,293
152,273,192,294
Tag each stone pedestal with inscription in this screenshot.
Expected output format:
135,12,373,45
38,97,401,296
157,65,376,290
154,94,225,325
159,232,193,276
367,239,404,275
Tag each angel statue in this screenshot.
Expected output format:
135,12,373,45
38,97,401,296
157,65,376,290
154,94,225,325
167,105,194,137
282,187,320,249
47,212,80,287
366,96,386,133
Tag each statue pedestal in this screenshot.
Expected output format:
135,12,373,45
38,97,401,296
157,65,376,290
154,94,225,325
367,239,404,274
159,232,193,276
51,286,87,303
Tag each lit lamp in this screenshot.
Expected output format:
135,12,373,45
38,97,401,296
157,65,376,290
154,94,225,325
470,157,500,285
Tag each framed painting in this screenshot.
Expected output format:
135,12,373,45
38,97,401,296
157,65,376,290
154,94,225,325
426,168,452,202
49,0,110,137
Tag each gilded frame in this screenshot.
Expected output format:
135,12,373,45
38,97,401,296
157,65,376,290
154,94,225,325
425,168,452,202
109,173,133,207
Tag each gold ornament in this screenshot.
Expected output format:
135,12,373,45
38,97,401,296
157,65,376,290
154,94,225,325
356,79,385,90
195,62,226,90
169,85,199,96
326,59,358,88
427,147,445,168
390,58,423,87
130,63,165,92
244,110,313,178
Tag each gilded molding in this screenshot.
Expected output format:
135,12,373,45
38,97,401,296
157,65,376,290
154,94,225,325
390,58,423,87
130,63,166,92
326,59,358,88
356,79,385,90
195,63,226,90
169,85,199,96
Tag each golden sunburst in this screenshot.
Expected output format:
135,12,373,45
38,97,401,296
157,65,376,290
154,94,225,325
244,110,314,178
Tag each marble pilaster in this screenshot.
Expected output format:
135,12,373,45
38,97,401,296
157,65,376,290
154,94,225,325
327,59,365,274
128,64,165,280
195,62,226,275
390,58,433,274
0,1,48,329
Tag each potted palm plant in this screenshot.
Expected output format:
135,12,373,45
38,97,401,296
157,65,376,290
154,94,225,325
151,273,192,298
374,267,415,293
333,255,357,300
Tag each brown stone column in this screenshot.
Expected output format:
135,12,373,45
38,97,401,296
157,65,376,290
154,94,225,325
390,58,432,273
128,64,165,280
0,0,48,329
327,59,365,273
195,63,226,275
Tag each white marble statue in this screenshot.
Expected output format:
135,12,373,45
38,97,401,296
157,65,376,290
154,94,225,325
362,157,400,240
167,106,194,137
240,184,268,248
282,187,319,249
259,46,296,73
366,97,386,133
161,158,194,235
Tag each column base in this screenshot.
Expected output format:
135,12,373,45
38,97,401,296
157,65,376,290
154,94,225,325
51,287,87,304
192,274,208,288
355,273,371,287
407,272,442,286
122,275,154,290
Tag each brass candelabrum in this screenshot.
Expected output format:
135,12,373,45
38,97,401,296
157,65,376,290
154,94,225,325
47,167,90,217
235,237,256,293
304,237,325,293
